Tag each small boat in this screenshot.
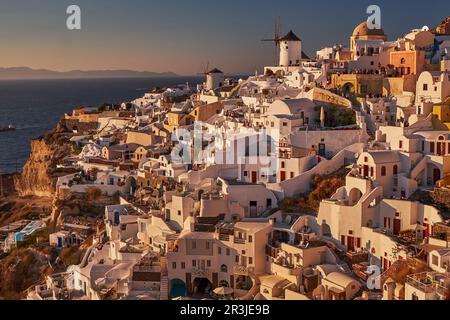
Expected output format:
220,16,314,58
0,125,16,132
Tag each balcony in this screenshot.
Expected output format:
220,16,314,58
191,268,209,278
234,238,245,245
266,244,281,259
233,265,253,276
219,234,230,242
279,150,292,159
406,272,449,298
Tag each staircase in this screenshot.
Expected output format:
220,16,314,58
358,102,377,139
160,256,169,300
410,156,428,180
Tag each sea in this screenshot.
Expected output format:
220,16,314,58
0,77,204,174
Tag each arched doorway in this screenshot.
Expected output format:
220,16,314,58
170,279,186,298
235,276,253,290
193,278,213,296
342,82,356,98
348,188,363,206
219,280,229,287
427,164,441,185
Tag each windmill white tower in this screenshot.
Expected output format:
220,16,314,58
278,30,302,67
205,68,224,91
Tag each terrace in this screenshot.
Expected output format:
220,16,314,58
406,272,450,299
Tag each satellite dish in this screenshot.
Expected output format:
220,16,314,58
422,26,429,31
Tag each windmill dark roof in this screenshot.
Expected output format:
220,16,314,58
207,68,224,74
302,52,311,60
278,30,301,42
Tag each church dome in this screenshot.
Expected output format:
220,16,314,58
352,21,385,37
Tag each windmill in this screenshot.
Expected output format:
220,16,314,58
197,60,211,76
261,17,282,65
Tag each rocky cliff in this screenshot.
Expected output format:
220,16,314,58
14,121,76,197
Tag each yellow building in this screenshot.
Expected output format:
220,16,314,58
331,73,384,99
433,98,450,129
189,101,223,122
350,21,387,58
164,111,193,133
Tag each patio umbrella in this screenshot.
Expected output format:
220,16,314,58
213,286,234,296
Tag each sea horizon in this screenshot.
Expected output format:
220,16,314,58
0,76,213,174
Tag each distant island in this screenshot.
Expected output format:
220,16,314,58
0,67,179,80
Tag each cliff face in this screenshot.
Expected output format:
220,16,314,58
15,123,76,197
0,248,54,299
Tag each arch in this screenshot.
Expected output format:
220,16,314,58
400,58,406,65
169,279,186,298
342,82,355,95
427,163,442,185
193,278,213,296
219,280,229,287
348,188,363,206
235,275,254,290
381,166,387,176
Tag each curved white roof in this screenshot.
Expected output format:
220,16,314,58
365,151,401,164
267,98,315,116
325,272,360,288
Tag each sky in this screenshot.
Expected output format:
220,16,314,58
0,0,449,75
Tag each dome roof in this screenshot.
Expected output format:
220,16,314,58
353,21,385,37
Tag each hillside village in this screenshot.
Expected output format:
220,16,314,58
1,17,450,301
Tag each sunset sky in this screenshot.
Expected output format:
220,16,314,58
0,0,448,75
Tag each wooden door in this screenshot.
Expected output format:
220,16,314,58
363,165,369,178
423,223,430,238
433,169,441,184
394,219,401,236
252,171,257,184
347,236,355,252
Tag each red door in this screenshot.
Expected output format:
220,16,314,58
383,258,389,271
280,171,286,182
363,165,369,178
433,169,441,184
437,143,445,156
394,219,401,236
347,236,355,252
252,172,257,184
423,223,430,238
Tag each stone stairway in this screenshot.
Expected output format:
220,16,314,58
160,256,169,300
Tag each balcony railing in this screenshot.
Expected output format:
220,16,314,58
406,272,449,297
234,265,253,276
191,268,209,278
219,234,230,242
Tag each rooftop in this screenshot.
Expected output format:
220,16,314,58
278,30,302,42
